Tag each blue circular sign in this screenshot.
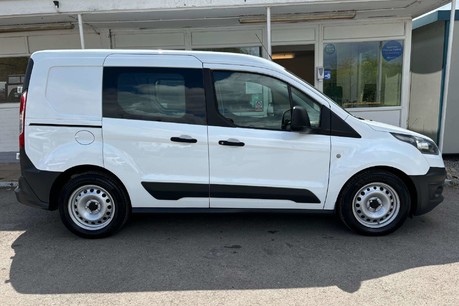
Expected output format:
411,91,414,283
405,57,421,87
382,41,403,61
324,44,336,55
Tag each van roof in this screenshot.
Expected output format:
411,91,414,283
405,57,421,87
31,49,286,71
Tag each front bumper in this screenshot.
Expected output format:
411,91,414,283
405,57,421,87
410,167,446,216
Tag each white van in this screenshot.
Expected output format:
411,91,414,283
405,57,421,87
15,50,446,238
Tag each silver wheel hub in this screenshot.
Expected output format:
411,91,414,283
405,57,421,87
367,197,383,211
85,200,101,213
68,185,115,231
352,182,400,229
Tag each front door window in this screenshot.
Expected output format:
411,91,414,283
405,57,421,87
212,71,323,131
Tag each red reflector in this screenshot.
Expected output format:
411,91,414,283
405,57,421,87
19,91,27,149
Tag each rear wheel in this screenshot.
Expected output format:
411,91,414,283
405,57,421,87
58,172,130,238
337,170,410,235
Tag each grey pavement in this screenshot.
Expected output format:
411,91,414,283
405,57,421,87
0,162,19,187
0,151,19,187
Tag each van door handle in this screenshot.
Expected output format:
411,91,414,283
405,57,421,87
218,140,245,147
170,136,197,143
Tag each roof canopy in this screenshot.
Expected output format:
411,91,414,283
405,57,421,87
0,0,451,30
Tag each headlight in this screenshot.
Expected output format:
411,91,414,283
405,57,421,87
391,133,439,155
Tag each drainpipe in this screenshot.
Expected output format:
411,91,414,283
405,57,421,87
266,7,272,59
78,14,85,49
439,0,456,151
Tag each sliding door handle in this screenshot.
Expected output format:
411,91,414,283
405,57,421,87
218,140,245,147
171,136,197,143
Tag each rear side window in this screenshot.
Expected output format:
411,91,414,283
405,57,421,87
103,67,206,125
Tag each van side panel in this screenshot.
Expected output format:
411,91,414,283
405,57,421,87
26,126,103,172
324,114,432,211
25,58,104,172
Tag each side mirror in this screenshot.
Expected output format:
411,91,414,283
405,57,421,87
291,106,311,131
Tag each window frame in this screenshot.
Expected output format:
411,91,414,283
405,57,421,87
102,66,207,125
208,69,326,133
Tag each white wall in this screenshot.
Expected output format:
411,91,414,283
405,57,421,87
0,104,18,152
0,29,110,57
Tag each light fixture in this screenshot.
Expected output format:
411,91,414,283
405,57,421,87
0,22,74,34
239,10,356,24
53,1,60,9
272,53,295,60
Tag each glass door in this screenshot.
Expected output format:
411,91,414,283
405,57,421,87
272,45,315,86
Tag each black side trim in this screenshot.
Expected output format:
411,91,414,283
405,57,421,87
29,123,102,128
141,182,321,204
142,182,208,200
210,184,320,203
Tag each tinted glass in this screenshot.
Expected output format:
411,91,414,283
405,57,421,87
212,71,290,130
0,57,28,103
103,67,205,125
291,87,321,128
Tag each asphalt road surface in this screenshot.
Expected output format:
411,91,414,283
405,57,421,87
0,186,458,305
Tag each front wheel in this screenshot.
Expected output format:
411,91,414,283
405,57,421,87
337,170,411,236
58,172,130,238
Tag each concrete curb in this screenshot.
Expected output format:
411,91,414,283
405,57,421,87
0,182,17,188
445,179,459,187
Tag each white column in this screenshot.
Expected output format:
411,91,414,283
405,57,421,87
78,14,85,49
400,20,412,129
266,7,272,59
439,0,456,151
315,25,323,91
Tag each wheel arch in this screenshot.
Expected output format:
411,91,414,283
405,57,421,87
336,166,418,216
49,165,131,211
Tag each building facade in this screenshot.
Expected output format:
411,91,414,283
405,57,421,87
0,0,449,159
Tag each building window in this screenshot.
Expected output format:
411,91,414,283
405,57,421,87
323,40,403,108
0,57,29,103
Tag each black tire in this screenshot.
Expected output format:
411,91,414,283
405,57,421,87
337,170,410,236
58,172,130,238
